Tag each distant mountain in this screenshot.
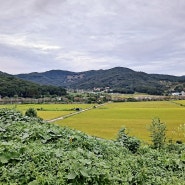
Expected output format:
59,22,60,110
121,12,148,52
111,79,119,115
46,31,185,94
16,67,185,95
0,72,66,98
16,70,76,86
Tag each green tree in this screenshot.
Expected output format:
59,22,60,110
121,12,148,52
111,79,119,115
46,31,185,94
149,118,166,149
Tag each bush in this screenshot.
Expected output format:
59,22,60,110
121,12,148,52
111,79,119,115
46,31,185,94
149,118,166,149
117,127,140,153
25,108,37,118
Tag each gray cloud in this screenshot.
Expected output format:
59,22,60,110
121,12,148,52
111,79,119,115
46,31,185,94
0,0,185,75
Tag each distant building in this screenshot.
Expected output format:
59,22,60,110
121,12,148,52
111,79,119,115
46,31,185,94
93,87,101,92
172,92,180,96
181,91,185,96
172,91,185,96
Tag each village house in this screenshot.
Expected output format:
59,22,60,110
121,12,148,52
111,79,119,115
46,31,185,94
172,91,185,96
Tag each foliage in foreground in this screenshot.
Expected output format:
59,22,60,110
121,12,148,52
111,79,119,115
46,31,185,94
149,118,167,149
0,109,185,185
117,127,140,153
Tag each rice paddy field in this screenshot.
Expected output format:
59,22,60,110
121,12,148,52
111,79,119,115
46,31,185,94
0,101,185,142
55,101,185,142
0,104,95,120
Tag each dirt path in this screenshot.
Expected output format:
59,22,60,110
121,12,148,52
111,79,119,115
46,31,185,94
47,103,108,123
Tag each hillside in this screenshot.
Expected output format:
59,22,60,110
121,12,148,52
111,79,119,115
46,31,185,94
16,67,185,95
0,72,66,98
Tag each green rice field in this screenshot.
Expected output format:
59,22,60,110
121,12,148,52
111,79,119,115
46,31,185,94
55,101,185,142
0,101,185,142
0,104,95,120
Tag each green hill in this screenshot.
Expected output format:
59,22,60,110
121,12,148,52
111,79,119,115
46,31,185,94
0,71,66,98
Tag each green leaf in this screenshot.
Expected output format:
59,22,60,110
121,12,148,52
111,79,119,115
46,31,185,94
0,127,6,132
80,169,89,177
55,150,62,157
28,180,39,185
0,155,9,164
67,171,77,180
22,133,30,140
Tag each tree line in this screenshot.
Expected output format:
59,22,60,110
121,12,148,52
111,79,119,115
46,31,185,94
0,73,66,98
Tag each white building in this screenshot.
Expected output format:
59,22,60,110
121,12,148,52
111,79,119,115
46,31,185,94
181,91,185,96
172,91,185,96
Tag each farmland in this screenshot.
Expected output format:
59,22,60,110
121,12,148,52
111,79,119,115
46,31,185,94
55,101,185,142
0,104,95,120
0,101,185,142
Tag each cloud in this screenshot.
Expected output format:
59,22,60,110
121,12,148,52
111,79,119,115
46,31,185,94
55,50,121,72
0,34,61,51
0,0,185,75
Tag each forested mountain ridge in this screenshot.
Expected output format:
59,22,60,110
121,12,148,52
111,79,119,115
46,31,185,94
0,72,66,98
17,70,76,87
16,67,185,95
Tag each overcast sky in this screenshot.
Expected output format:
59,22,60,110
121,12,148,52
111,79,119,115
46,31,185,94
0,0,185,76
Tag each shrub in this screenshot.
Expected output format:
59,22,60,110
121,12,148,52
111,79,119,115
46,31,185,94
117,127,140,153
25,108,37,118
149,118,166,149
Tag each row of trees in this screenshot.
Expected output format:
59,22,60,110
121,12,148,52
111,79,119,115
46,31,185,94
63,93,112,104
111,85,164,95
0,85,66,98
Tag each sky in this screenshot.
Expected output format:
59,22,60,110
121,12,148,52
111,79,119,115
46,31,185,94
0,0,185,76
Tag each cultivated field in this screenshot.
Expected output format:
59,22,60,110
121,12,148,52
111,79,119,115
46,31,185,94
0,101,185,142
55,101,185,142
173,100,185,106
0,104,95,120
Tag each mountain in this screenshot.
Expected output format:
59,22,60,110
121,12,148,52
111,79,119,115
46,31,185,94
16,67,185,95
16,70,76,87
0,71,66,98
